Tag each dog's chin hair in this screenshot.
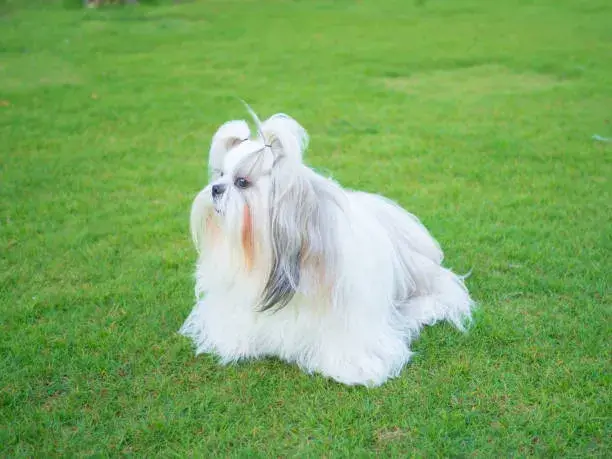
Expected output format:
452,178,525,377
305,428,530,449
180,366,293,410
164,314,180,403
180,110,475,387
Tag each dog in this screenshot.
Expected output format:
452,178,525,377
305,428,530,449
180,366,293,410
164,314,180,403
180,109,474,386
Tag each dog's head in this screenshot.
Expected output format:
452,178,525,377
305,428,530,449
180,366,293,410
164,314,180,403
191,111,339,311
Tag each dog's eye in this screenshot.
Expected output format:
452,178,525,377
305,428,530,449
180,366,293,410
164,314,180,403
234,177,250,189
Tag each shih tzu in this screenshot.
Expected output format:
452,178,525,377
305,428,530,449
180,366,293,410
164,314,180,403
180,109,474,386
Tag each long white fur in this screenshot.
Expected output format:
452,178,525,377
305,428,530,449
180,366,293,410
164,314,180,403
180,111,475,387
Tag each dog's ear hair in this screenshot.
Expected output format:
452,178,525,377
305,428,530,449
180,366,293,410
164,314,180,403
261,114,309,164
209,120,250,173
259,171,339,312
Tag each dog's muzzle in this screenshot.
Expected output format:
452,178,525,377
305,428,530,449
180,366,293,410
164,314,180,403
212,184,226,200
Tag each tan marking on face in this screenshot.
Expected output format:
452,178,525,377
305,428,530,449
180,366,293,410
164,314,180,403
242,204,254,271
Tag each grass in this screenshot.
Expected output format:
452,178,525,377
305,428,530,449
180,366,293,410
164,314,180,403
1,0,610,456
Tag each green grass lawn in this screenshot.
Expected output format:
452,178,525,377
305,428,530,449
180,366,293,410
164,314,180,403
1,0,610,456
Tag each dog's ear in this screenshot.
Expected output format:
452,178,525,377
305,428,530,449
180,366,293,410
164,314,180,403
209,120,250,174
259,171,339,312
261,114,309,164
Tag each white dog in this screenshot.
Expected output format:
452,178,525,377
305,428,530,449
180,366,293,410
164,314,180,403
180,109,474,386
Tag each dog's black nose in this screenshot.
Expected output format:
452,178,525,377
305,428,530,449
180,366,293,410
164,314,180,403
212,184,226,199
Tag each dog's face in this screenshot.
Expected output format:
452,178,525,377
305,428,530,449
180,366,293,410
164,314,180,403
191,114,332,310
203,138,279,275
209,141,273,215
207,138,274,232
